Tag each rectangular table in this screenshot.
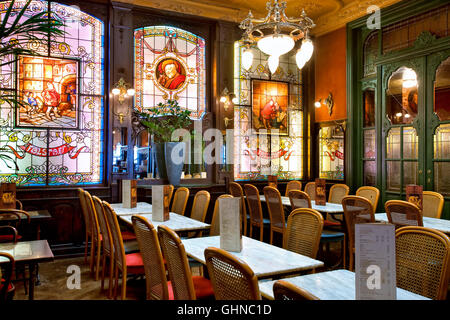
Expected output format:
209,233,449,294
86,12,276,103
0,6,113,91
110,202,154,216
258,195,344,214
258,269,429,300
375,213,450,235
182,236,324,279
0,240,54,300
0,209,52,239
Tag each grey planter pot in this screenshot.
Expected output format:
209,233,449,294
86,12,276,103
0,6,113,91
152,143,169,183
164,142,185,186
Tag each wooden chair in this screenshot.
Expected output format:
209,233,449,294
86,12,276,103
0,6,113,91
395,226,450,300
0,252,15,301
285,180,302,197
342,196,375,271
166,184,174,208
229,182,248,236
284,208,323,259
385,200,423,228
78,188,92,264
325,184,350,226
187,190,210,238
102,201,145,300
131,215,171,300
304,182,316,201
209,195,234,236
171,187,190,216
83,191,102,280
204,247,261,300
0,209,30,243
263,186,286,245
422,191,444,219
288,190,312,210
243,184,266,241
273,280,319,300
355,186,380,213
157,225,214,300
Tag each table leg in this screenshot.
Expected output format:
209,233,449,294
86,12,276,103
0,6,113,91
28,263,36,300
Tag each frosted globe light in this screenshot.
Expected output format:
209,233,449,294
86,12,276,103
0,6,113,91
242,48,254,70
301,38,314,63
404,113,411,118
268,55,279,74
257,34,295,56
112,88,120,95
295,49,307,69
314,101,321,108
396,112,403,117
232,96,239,104
127,88,135,96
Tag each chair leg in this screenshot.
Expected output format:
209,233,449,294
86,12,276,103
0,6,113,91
95,241,101,281
101,254,106,291
84,233,89,264
113,265,119,300
121,269,127,300
259,225,263,242
108,258,114,299
89,238,95,274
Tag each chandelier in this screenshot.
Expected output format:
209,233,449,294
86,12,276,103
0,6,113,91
239,0,315,73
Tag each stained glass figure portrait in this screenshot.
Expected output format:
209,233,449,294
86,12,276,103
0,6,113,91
156,58,186,91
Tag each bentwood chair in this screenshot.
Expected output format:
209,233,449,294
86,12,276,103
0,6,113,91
157,225,214,300
0,209,30,243
422,191,444,219
283,208,323,259
131,215,171,300
243,184,267,241
83,191,102,280
288,190,312,210
273,280,319,300
0,252,15,301
166,184,175,208
304,182,316,201
102,201,145,300
355,186,380,213
209,195,234,236
385,200,423,228
263,186,286,245
171,187,190,216
395,226,450,300
204,247,261,300
285,180,302,197
229,182,248,236
78,188,92,264
342,196,376,271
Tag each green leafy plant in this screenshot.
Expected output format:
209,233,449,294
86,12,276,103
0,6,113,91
135,99,192,143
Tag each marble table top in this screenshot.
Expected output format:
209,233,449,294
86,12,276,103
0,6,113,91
181,236,324,279
375,213,450,234
258,195,344,213
258,269,429,300
110,202,154,216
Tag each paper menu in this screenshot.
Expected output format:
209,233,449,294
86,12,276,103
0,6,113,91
219,197,242,252
355,223,396,300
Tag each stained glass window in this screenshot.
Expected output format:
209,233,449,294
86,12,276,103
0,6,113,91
318,125,344,180
0,1,104,186
134,26,206,119
233,41,303,181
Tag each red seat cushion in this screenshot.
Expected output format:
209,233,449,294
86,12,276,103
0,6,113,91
121,231,137,241
125,252,144,274
0,279,14,291
323,220,341,227
166,276,214,300
0,234,21,242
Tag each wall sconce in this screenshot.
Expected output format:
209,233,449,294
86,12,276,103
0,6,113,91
111,77,135,104
220,87,238,111
315,92,334,116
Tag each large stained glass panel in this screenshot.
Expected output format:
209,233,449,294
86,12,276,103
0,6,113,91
134,26,206,119
318,125,344,180
0,1,104,186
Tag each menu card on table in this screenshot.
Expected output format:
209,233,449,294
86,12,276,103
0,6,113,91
152,185,171,222
355,223,396,300
315,178,326,205
219,197,242,252
406,184,423,210
0,183,16,209
122,180,137,208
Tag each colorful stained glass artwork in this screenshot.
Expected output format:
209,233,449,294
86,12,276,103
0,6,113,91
318,125,344,180
134,26,206,119
0,1,104,186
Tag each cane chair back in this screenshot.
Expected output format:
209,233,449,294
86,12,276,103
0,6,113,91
167,184,174,207
328,184,350,204
190,191,211,222
0,252,14,302
284,208,323,259
78,188,91,236
132,215,170,300
84,191,101,243
273,280,319,300
157,225,197,300
288,190,312,210
263,186,286,244
92,196,112,256
422,191,444,219
243,184,264,241
102,201,126,272
204,247,260,300
395,226,450,300
171,187,190,216
304,182,316,201
385,200,423,228
355,186,380,212
209,195,234,236
229,182,248,236
285,181,302,197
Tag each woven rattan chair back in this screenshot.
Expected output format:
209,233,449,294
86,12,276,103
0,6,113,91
84,191,101,243
167,184,174,207
273,280,319,300
132,215,170,300
229,182,247,236
263,186,286,244
102,201,126,270
285,180,302,197
422,191,444,219
304,182,316,201
284,208,323,259
355,186,380,212
209,194,234,236
78,188,91,235
92,195,112,255
0,252,14,301
243,184,264,241
157,225,197,300
328,184,350,204
385,200,423,228
395,226,450,300
171,187,190,216
288,190,312,210
204,247,260,300
189,190,210,222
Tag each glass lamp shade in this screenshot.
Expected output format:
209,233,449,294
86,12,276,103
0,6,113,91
402,68,417,88
242,48,254,70
112,88,120,95
301,38,314,63
257,34,295,56
295,49,307,69
127,88,135,96
268,55,279,74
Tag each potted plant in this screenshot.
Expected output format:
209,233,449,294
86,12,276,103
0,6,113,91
135,99,191,186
